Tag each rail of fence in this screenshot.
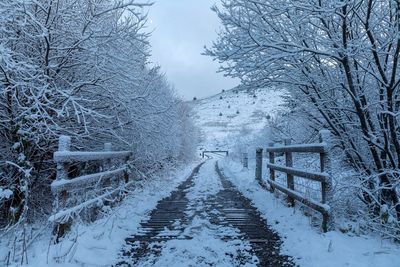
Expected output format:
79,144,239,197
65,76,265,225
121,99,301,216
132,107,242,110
251,130,334,232
202,150,229,158
49,135,133,238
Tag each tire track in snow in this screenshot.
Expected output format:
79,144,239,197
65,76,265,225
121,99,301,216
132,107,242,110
116,160,294,266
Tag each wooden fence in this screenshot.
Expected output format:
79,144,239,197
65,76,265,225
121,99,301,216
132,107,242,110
50,135,132,237
255,130,334,232
202,150,229,158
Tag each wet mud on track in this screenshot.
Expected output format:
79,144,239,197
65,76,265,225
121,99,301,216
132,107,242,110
116,160,295,266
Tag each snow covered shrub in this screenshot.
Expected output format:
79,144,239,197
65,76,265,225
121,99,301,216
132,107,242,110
0,0,197,227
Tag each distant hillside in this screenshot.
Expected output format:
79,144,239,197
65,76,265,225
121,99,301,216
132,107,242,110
190,88,286,151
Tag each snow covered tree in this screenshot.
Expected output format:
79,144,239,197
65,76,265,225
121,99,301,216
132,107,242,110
0,0,197,226
207,0,400,231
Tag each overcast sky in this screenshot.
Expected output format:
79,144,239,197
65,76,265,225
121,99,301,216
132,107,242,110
147,0,239,100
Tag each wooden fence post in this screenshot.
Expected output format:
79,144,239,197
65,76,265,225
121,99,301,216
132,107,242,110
104,143,112,168
255,148,263,183
54,135,71,240
55,136,71,210
319,130,335,232
103,143,113,190
56,136,71,181
284,139,295,207
123,155,130,184
243,153,248,168
268,143,275,192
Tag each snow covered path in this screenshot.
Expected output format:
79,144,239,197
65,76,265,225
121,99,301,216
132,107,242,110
117,160,294,266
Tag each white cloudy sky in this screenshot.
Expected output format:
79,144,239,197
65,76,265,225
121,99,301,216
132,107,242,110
147,0,239,100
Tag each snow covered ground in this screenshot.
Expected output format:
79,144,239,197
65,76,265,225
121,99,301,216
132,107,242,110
191,88,285,151
135,216,256,267
0,163,200,267
129,160,258,267
219,159,400,267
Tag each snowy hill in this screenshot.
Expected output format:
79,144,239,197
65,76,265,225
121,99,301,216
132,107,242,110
191,88,285,151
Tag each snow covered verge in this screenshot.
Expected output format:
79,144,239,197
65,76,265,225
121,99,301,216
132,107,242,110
218,158,400,267
0,162,201,267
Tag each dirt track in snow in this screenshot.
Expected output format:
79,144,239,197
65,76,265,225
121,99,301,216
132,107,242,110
116,160,295,267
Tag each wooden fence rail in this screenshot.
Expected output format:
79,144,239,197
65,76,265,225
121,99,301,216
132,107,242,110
202,150,229,158
50,135,133,238
255,130,334,232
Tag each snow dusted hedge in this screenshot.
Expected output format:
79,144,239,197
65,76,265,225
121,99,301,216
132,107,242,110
0,0,197,227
